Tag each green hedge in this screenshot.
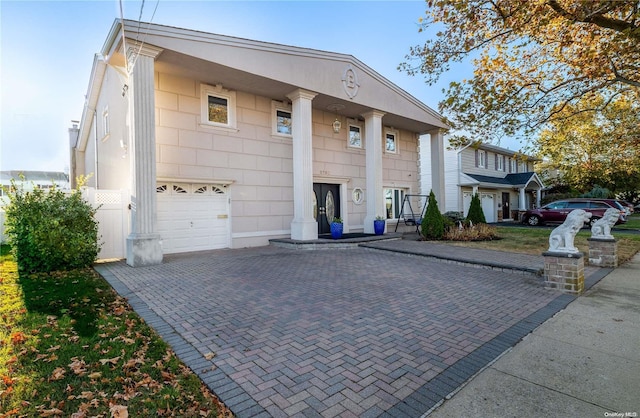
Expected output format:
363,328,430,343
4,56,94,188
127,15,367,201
3,181,101,272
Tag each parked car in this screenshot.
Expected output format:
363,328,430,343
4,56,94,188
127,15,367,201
616,200,634,216
522,198,627,227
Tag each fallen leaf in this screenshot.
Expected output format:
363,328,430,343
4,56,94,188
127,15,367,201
99,356,121,366
109,404,128,418
204,352,216,360
50,367,66,381
39,408,63,416
88,372,102,379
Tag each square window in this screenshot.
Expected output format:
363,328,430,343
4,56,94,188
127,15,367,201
348,125,362,148
276,110,292,135
385,133,397,153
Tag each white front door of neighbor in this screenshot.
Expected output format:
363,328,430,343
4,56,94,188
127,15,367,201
463,191,473,217
481,193,495,223
156,183,230,254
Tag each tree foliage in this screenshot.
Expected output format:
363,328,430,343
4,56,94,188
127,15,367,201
422,190,445,240
466,193,487,224
536,93,640,194
4,181,101,273
401,0,640,142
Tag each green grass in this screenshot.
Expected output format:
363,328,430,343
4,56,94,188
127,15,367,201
616,213,640,230
0,245,230,417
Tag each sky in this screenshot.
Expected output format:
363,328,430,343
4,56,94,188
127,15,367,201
0,0,492,173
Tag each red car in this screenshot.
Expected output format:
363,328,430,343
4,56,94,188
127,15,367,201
522,198,627,227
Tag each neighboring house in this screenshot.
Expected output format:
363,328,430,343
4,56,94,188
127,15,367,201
70,19,448,266
440,141,544,223
0,170,70,243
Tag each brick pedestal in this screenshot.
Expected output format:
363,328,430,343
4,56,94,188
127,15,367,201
588,237,618,268
543,252,585,294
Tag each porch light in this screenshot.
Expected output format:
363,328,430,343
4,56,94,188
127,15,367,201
332,118,342,133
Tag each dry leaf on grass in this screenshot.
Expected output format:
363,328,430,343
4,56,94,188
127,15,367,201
109,404,128,418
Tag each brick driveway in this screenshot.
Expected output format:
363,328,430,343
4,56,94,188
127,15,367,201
97,245,575,417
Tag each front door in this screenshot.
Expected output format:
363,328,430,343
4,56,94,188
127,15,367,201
502,193,510,220
313,183,340,234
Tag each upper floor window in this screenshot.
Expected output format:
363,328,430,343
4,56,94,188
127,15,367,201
271,101,292,137
385,132,397,153
476,149,487,168
348,124,362,148
496,154,504,171
201,84,236,129
509,158,518,173
102,107,110,140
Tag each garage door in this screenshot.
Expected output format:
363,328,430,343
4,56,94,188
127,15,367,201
481,193,495,223
156,183,230,254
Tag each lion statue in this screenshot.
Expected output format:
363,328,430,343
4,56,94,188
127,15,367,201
548,209,592,253
590,207,620,239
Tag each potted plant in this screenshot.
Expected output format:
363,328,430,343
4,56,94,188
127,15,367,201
374,216,386,235
330,217,343,239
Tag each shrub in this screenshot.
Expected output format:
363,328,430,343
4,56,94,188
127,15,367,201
444,223,499,241
443,211,464,223
4,180,101,273
466,193,487,224
421,190,445,240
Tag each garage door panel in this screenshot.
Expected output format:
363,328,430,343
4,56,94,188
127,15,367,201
156,184,230,254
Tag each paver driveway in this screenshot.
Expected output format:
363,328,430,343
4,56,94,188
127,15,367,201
97,245,574,417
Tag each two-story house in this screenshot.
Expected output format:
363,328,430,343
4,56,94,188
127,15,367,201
69,20,448,266
440,141,544,223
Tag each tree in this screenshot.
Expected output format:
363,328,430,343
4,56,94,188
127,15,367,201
466,193,487,224
400,1,640,143
422,190,445,240
536,93,640,194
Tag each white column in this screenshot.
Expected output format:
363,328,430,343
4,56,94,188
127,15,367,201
519,187,526,210
428,129,446,209
536,189,541,208
363,110,385,233
287,89,318,240
126,44,164,267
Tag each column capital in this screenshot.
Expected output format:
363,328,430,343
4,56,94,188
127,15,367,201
361,109,386,119
286,88,318,102
126,42,163,70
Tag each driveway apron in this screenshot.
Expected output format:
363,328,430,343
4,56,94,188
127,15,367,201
96,245,592,417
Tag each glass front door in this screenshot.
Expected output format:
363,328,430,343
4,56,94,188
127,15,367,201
313,183,341,234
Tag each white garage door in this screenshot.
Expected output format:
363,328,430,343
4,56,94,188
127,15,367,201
156,183,230,254
481,193,495,223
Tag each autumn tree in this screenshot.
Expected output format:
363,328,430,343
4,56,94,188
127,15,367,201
401,1,640,143
536,93,640,194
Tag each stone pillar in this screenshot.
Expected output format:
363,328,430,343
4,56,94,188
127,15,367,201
363,110,385,233
588,238,618,268
126,43,164,267
543,251,585,294
287,89,318,240
428,129,446,210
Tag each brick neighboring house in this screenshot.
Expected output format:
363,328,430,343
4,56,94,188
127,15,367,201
441,141,545,223
69,19,448,266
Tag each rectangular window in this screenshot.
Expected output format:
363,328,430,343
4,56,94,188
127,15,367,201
208,95,228,124
276,110,292,135
384,188,406,219
497,154,504,171
348,125,362,148
385,132,397,153
200,84,236,129
479,151,486,168
510,158,518,173
102,107,110,139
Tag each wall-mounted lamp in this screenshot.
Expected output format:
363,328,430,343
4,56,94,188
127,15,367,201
327,103,345,134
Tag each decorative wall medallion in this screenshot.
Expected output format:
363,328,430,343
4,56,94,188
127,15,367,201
352,187,364,205
342,64,360,99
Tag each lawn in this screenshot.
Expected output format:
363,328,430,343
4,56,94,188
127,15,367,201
0,245,232,417
447,223,640,265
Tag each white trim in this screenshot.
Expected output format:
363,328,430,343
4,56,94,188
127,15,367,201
232,229,290,238
347,123,363,149
271,100,293,138
200,83,237,129
156,177,235,186
384,130,398,154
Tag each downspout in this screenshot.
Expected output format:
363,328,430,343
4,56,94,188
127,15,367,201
94,109,99,188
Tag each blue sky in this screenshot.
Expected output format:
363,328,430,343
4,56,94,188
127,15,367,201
1,0,482,173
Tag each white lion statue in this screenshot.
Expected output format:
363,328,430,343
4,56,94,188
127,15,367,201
590,207,619,239
548,209,592,253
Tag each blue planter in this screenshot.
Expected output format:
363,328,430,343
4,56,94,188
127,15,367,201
374,220,385,235
330,222,343,239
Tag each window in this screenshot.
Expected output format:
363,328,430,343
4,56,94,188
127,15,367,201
384,188,406,219
200,84,236,129
271,101,292,137
476,150,487,168
348,125,362,148
102,107,110,139
496,154,504,171
509,158,518,173
385,132,397,153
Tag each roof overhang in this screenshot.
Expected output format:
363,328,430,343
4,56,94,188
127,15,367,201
102,19,447,135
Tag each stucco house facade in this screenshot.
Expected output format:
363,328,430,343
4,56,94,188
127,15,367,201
70,20,448,266
437,141,544,223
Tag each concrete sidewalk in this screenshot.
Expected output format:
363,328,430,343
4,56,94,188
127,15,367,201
427,252,640,418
